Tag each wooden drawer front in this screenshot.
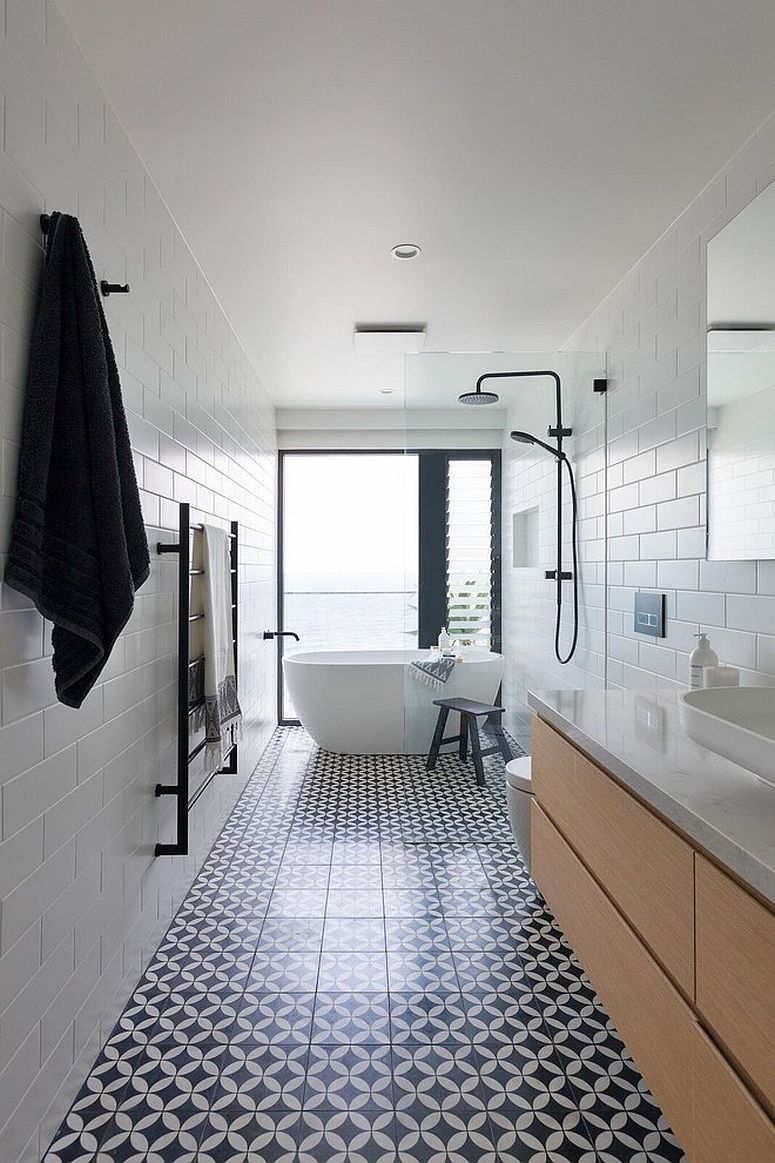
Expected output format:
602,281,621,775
693,1022,775,1163
532,716,695,996
695,855,775,1112
531,801,694,1158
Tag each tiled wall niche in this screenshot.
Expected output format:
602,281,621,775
0,2,277,1160
567,107,775,690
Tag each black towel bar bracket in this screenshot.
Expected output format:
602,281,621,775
39,215,130,296
154,502,239,857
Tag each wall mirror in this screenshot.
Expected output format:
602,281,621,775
706,178,775,559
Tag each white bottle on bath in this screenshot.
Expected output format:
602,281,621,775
689,632,718,690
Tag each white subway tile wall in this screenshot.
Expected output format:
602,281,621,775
566,109,775,691
0,2,276,1160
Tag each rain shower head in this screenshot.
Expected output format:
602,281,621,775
510,430,565,459
459,368,563,411
458,388,500,406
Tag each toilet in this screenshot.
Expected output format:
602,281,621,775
505,756,533,871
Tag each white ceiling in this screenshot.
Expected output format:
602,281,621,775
59,0,775,407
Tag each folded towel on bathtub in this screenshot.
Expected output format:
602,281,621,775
409,654,457,690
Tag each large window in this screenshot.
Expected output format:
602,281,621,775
278,450,500,721
282,452,419,651
280,454,418,717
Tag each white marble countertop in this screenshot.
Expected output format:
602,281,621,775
528,687,775,908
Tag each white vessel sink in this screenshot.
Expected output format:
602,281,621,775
679,687,775,787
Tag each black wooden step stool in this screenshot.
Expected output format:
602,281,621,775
426,697,513,787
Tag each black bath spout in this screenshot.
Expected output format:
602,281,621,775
263,630,300,641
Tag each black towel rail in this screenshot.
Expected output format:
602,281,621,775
154,501,239,856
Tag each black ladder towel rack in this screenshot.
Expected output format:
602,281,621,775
155,501,239,856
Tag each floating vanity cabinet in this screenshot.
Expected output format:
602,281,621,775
692,1023,775,1163
695,855,775,1110
531,802,697,1156
531,714,775,1162
532,716,695,997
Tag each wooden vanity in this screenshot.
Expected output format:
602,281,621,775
531,713,775,1163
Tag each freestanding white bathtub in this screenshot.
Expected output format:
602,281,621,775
283,648,504,754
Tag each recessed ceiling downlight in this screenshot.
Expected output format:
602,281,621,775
391,243,421,260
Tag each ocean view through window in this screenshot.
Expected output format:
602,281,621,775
278,449,501,721
280,453,419,717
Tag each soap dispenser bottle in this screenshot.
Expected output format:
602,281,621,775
689,632,718,690
437,627,451,653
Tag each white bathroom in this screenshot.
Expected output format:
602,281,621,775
0,4,774,1162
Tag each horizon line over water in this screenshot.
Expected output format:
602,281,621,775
286,570,419,593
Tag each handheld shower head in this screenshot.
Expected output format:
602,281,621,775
510,430,565,459
458,388,499,406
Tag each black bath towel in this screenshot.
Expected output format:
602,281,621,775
4,212,150,708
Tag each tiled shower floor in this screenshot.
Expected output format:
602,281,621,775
46,728,686,1162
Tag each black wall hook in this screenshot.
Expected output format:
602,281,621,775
40,214,130,296
100,280,130,296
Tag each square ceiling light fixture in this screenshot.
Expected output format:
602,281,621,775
353,323,427,355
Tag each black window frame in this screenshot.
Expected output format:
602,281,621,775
276,448,502,725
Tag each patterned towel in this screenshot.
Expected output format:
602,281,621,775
409,654,457,690
201,525,241,772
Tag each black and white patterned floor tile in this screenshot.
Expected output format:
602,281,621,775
44,729,687,1162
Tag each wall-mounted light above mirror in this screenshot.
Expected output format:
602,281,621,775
706,179,775,560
